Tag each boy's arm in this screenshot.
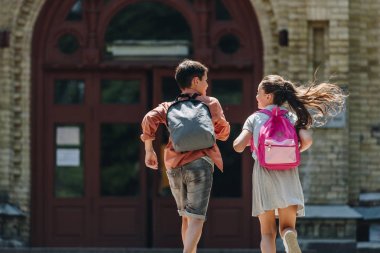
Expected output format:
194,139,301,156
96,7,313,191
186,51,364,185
212,99,230,141
299,129,313,152
141,103,167,169
144,140,158,170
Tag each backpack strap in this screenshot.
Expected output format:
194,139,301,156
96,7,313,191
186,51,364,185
250,107,289,153
258,109,272,116
258,107,288,117
175,93,200,102
167,93,207,127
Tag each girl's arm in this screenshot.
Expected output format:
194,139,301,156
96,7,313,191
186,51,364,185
233,130,252,153
299,129,313,152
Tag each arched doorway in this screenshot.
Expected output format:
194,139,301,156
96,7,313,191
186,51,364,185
32,0,263,247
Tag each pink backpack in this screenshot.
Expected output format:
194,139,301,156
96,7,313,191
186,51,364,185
250,106,300,170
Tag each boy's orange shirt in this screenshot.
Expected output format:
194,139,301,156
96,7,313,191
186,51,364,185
141,94,230,171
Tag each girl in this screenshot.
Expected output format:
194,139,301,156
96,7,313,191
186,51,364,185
233,75,346,253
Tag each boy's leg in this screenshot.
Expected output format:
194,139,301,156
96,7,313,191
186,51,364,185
166,168,187,245
278,205,301,253
181,216,189,246
258,210,277,253
183,217,204,253
182,158,213,253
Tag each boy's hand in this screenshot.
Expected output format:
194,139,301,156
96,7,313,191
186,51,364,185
145,150,158,170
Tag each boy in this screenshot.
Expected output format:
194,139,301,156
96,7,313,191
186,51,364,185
140,59,230,253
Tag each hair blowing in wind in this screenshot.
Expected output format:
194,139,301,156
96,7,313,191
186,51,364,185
260,75,348,129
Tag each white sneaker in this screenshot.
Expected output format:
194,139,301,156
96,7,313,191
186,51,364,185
283,230,302,253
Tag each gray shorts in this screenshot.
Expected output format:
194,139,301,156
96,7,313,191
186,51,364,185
166,157,214,221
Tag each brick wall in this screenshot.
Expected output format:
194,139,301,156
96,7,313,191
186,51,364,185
0,0,45,243
301,0,350,204
0,0,22,191
349,0,380,203
252,0,351,204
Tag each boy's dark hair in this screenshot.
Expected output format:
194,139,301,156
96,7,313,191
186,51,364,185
175,59,208,89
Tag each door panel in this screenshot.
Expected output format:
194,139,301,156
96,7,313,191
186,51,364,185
45,73,92,246
44,72,148,246
205,72,253,247
92,73,148,246
152,69,182,247
151,69,254,247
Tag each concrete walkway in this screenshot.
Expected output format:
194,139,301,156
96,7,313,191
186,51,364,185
0,249,260,253
0,248,318,253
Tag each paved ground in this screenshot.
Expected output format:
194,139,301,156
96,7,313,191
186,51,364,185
0,249,261,253
0,248,318,253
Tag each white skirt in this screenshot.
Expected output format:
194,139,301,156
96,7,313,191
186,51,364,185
251,161,305,217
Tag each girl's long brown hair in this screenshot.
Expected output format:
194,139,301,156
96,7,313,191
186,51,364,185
260,75,347,129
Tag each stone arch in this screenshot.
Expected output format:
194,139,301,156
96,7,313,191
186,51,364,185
7,0,47,243
250,0,280,75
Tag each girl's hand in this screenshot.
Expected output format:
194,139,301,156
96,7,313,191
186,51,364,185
145,150,158,170
299,129,313,152
233,130,252,153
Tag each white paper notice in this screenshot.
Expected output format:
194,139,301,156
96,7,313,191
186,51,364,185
56,148,80,166
56,126,80,145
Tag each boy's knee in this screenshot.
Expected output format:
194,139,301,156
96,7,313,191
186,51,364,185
187,216,204,226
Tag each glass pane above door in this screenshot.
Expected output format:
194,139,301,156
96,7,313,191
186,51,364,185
101,79,140,104
54,79,85,104
104,1,192,60
212,79,243,105
215,0,232,20
161,77,179,102
101,124,140,196
66,0,83,21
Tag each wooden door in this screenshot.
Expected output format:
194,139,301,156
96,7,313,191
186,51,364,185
204,71,255,247
151,69,183,247
43,71,148,246
45,72,93,246
91,72,148,246
151,69,260,248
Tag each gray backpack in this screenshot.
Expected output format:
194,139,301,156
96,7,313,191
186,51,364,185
166,94,215,152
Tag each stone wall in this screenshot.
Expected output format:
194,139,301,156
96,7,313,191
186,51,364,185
0,0,45,244
252,0,351,204
348,0,380,204
0,0,22,193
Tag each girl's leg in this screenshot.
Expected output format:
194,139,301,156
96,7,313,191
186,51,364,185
278,205,301,253
258,210,277,253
